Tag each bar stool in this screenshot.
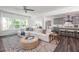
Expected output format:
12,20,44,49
59,30,66,37
67,30,74,38
76,31,79,39
64,29,68,38
73,31,77,39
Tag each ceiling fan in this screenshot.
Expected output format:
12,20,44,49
23,6,35,13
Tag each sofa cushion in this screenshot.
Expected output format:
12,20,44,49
21,31,25,36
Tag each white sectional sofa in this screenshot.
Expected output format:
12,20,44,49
17,31,51,42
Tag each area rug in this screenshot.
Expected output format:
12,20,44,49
2,35,58,52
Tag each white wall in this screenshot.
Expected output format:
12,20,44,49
29,16,44,28
29,15,54,29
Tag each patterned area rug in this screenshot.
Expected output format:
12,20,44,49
2,35,58,52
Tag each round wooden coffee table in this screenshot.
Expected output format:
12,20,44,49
20,36,39,49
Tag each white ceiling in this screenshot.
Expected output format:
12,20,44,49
0,6,68,16
11,6,67,13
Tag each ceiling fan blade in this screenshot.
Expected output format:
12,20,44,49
23,6,27,10
23,6,34,11
23,6,35,13
25,9,35,11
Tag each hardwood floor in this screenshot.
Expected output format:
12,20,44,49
1,34,79,52
0,37,5,52
54,36,79,52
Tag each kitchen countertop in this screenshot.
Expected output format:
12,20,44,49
59,27,79,32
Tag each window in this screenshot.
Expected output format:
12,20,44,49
1,17,28,31
2,17,8,31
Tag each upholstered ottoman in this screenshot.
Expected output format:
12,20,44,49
20,36,39,49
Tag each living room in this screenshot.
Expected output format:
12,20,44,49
0,6,79,52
